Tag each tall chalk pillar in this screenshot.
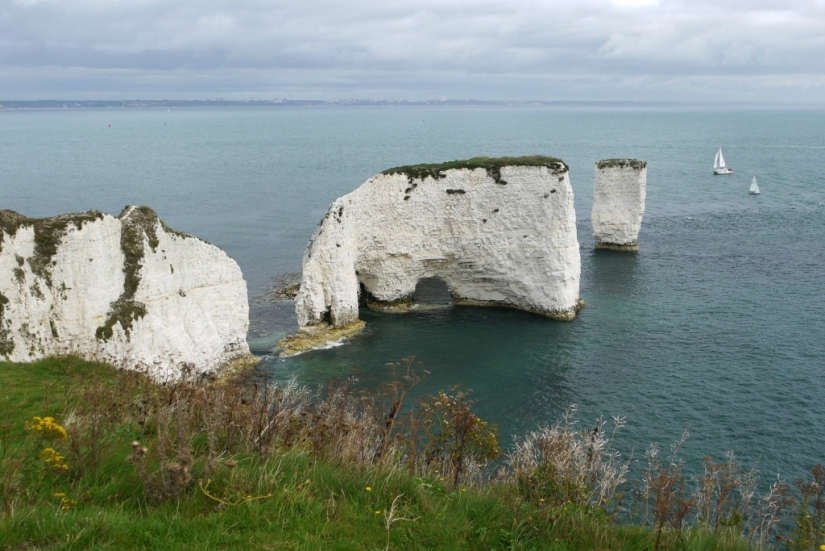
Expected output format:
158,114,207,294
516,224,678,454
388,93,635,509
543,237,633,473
592,159,647,251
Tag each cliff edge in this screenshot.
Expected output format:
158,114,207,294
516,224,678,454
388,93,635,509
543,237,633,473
0,206,252,379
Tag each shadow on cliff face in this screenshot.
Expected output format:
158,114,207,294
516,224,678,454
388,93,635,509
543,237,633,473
412,277,454,306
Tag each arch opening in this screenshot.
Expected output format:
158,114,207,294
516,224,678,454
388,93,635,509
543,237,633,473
412,277,453,306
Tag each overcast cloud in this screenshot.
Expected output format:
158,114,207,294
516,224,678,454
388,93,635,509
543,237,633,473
2,0,824,103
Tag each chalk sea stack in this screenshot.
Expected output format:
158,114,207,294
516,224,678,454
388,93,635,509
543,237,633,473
0,206,252,380
591,159,647,251
281,156,583,355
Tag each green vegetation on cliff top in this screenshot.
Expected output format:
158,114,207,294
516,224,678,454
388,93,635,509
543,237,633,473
0,206,196,346
1,210,106,357
383,155,568,184
0,210,105,285
596,158,647,170
94,206,159,342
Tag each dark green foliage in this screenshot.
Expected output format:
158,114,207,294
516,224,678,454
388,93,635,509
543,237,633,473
0,210,28,249
792,465,825,549
418,389,500,488
383,155,568,185
95,299,147,341
596,158,647,170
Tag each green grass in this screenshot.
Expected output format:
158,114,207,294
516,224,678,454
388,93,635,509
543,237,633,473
595,159,647,170
382,155,568,185
0,357,756,550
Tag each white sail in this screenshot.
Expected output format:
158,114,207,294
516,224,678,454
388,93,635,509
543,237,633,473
713,147,733,174
749,176,760,195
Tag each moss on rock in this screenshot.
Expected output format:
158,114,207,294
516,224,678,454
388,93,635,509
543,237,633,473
595,159,647,170
95,206,197,342
95,207,157,341
365,296,414,313
383,155,568,185
0,209,105,285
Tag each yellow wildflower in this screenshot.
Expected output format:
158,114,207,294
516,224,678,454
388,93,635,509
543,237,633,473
40,448,68,471
53,492,76,511
365,487,372,492
375,510,381,515
25,416,67,440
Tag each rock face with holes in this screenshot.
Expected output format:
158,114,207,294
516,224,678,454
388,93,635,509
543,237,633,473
0,206,251,379
285,157,582,354
591,159,647,251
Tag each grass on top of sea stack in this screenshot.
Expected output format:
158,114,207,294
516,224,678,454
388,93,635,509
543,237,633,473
0,356,757,550
382,155,568,185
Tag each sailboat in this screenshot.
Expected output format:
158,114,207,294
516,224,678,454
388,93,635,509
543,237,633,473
749,176,760,195
713,147,734,174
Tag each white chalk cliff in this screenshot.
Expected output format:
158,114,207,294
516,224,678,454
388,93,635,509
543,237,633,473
0,206,251,379
289,157,582,350
591,159,647,251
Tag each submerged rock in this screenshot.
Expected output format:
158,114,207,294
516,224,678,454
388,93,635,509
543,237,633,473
591,159,647,251
0,206,252,380
286,156,582,353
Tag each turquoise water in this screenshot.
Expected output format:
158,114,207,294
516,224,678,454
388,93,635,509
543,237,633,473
2,106,824,482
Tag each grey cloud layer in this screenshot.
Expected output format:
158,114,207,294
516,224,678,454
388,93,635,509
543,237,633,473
2,0,824,101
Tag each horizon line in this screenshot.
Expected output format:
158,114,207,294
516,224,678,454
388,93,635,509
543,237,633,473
2,98,822,110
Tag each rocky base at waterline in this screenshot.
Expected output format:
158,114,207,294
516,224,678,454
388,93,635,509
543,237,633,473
595,242,640,252
278,320,366,357
0,206,253,380
288,156,583,352
591,159,647,252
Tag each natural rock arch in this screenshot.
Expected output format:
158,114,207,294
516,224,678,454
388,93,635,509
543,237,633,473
281,156,583,355
410,277,453,306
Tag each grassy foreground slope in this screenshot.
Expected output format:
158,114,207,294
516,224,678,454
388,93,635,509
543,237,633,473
0,357,757,550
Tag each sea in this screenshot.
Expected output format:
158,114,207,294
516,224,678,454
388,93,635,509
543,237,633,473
2,106,824,485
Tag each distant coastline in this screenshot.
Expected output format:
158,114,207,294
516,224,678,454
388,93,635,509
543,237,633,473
0,99,798,110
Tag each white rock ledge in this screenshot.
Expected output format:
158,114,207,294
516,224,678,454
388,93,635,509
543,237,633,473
285,156,583,354
591,159,647,251
0,206,252,380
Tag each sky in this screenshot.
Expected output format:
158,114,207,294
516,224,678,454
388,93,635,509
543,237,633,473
2,0,825,104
